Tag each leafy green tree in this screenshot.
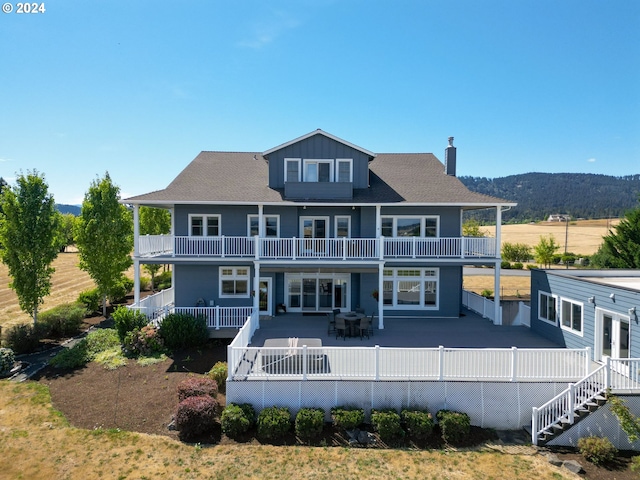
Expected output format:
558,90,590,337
462,219,487,237
534,235,560,268
0,171,59,324
75,173,133,316
54,212,78,252
502,242,532,262
139,206,170,235
591,203,640,269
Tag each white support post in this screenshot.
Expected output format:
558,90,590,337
226,344,232,381
132,205,140,306
253,262,260,315
170,207,176,257
585,347,591,376
133,259,140,306
378,262,384,329
494,206,503,324
511,346,518,382
438,345,445,381
375,205,381,237
215,305,220,330
531,407,538,445
292,237,297,260
568,384,575,424
605,356,611,389
257,204,264,238
302,345,308,381
254,235,259,260
374,345,380,381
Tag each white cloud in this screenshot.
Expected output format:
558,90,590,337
0,157,14,162
238,11,301,49
587,158,596,163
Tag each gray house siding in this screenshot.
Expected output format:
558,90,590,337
531,270,640,359
174,263,254,308
267,133,371,189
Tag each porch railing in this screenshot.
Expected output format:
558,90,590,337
127,287,175,320
462,290,502,325
227,310,260,381
172,306,253,329
227,345,591,381
136,235,497,260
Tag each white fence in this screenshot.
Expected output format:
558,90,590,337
462,290,502,324
228,345,591,382
127,288,175,319
136,235,497,260
173,306,253,329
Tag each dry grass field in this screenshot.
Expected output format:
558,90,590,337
0,220,618,330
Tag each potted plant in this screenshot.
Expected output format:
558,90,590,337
372,289,379,301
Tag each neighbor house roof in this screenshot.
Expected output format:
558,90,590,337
124,150,513,208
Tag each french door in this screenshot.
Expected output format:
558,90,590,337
596,308,630,374
259,278,272,315
286,273,348,312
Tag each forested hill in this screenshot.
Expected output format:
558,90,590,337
459,173,640,223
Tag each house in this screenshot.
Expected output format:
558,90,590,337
547,214,570,222
530,269,640,363
123,129,515,329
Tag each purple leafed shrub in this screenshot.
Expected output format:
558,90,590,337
177,376,219,402
175,395,218,440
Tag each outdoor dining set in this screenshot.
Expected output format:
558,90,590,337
327,308,374,339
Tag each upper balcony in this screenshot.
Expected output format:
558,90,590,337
136,235,498,261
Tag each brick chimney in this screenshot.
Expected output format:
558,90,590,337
445,136,456,176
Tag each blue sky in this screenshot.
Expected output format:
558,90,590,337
1,0,638,205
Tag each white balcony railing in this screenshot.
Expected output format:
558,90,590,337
137,235,497,260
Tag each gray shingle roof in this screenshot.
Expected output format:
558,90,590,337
124,151,512,206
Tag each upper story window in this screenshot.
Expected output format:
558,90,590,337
335,216,351,238
538,291,557,325
381,216,439,237
560,298,583,335
248,215,280,237
189,214,220,236
284,158,352,183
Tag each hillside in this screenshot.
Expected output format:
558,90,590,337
56,204,81,215
460,173,640,223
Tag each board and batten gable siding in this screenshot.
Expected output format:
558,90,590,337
267,133,371,189
530,270,640,359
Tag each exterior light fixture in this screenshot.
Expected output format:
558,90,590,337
588,296,595,304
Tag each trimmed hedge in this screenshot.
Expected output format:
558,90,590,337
401,409,434,439
38,303,87,338
207,361,228,392
295,408,325,441
371,409,404,442
158,313,208,350
221,403,254,438
437,410,471,445
175,395,218,440
330,406,364,430
177,376,218,402
257,406,291,440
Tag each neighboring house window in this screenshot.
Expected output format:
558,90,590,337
538,292,557,325
247,215,280,237
304,159,333,182
189,214,220,236
380,216,439,237
382,268,438,309
560,298,583,334
219,267,249,298
285,158,301,182
336,159,353,182
335,216,351,238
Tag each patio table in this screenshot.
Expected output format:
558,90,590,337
336,313,365,337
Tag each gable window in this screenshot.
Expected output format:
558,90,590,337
380,216,439,237
189,214,220,236
304,160,333,182
220,267,249,298
382,268,439,309
337,159,353,182
538,292,557,325
335,216,351,238
560,298,583,334
285,158,301,182
248,215,280,237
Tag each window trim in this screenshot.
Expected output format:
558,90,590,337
247,214,280,238
538,291,558,326
188,214,221,237
559,297,584,336
382,268,439,310
380,215,440,238
219,266,250,298
303,159,334,182
334,216,351,238
299,216,330,239
284,158,301,183
336,158,353,183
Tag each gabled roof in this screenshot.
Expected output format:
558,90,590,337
262,129,376,159
125,150,514,207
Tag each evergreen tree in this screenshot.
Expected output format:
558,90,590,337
592,201,640,268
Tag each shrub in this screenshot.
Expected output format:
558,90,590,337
112,306,149,343
108,277,134,304
578,436,617,465
501,242,532,262
0,347,15,376
38,303,87,338
501,261,511,269
480,289,493,298
50,328,122,370
77,288,101,313
295,408,325,441
175,395,218,441
257,406,291,440
437,410,471,445
401,409,434,439
5,323,41,354
177,376,218,402
124,325,165,357
371,409,404,442
49,340,90,369
513,262,524,270
526,264,536,270
139,276,152,291
330,406,364,430
158,313,208,350
207,361,228,392
85,328,121,358
221,403,252,438
156,270,172,290
631,455,640,473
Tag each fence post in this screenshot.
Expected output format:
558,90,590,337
531,407,538,446
215,305,220,330
438,345,445,381
511,346,518,382
585,347,591,376
227,344,233,381
605,356,611,389
221,235,225,258
292,237,297,260
302,345,308,381
568,384,575,424
375,345,380,381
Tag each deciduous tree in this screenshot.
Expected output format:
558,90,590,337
75,173,133,316
534,235,560,268
139,206,170,235
0,171,59,324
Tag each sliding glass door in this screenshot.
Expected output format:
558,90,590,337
285,273,349,312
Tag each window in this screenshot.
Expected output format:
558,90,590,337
383,268,439,309
538,292,557,325
219,267,249,298
335,216,351,238
285,159,300,182
380,216,439,237
189,214,220,236
337,159,352,182
248,215,280,237
304,160,333,182
560,298,583,334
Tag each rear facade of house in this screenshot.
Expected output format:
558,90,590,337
124,130,513,329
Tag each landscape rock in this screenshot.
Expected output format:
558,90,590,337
545,453,563,467
562,459,584,474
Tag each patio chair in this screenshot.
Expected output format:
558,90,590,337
327,308,340,334
335,315,346,340
357,315,372,339
363,313,374,338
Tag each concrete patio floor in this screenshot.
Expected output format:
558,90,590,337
249,309,562,349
